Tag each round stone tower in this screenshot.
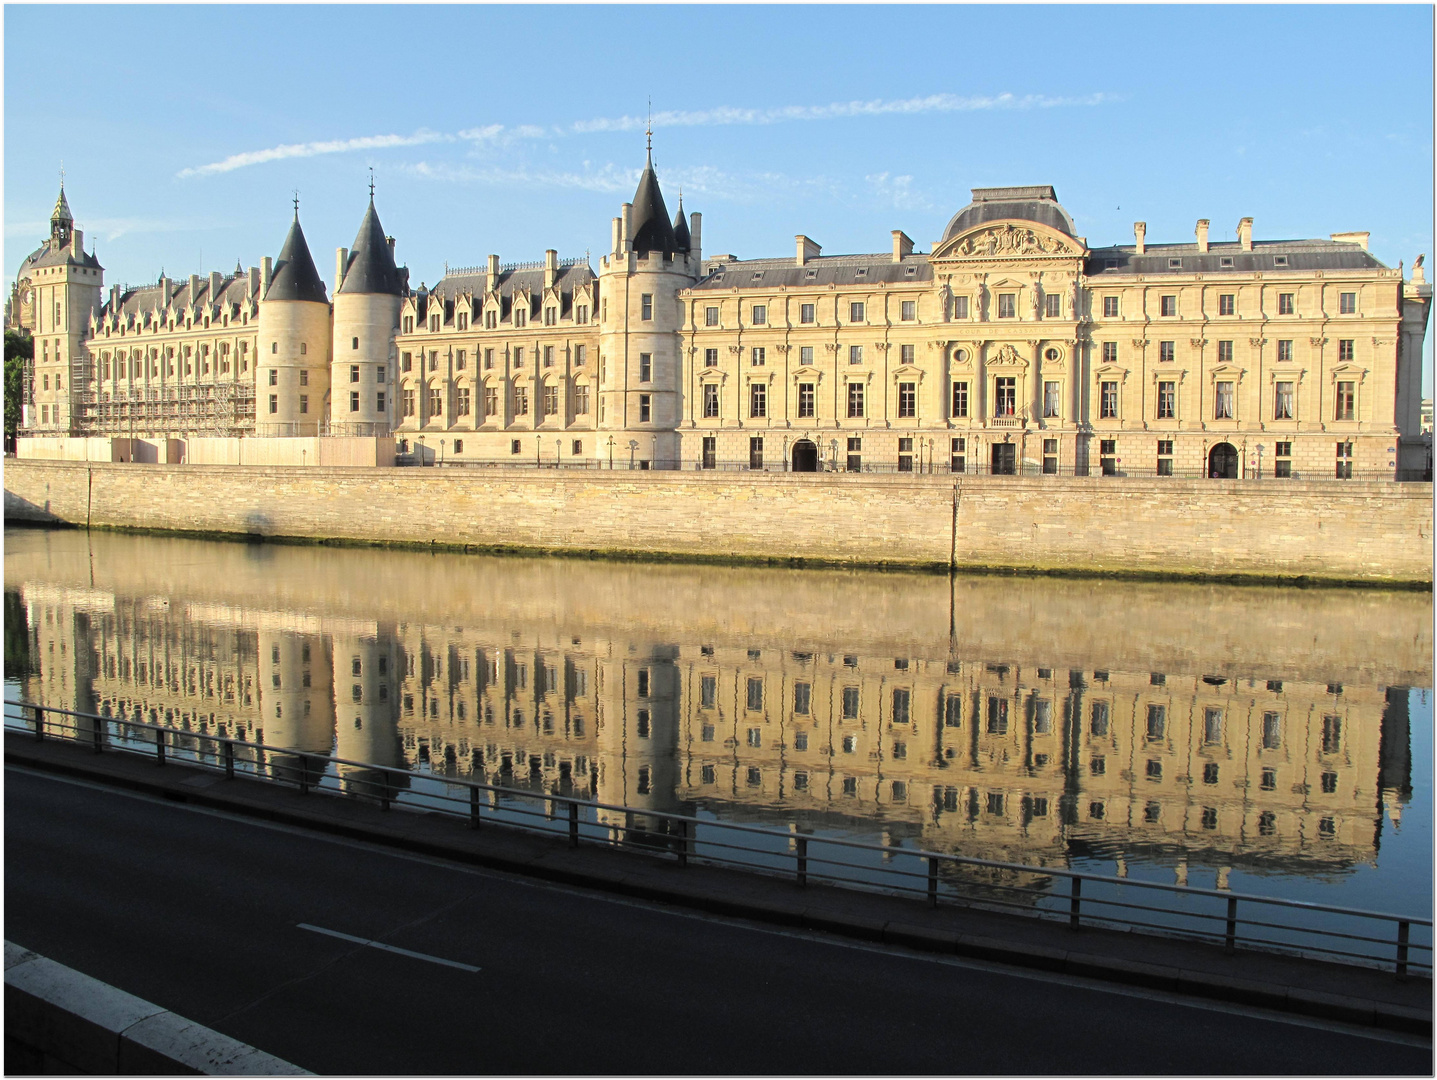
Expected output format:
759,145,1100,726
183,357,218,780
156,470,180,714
596,140,700,469
331,188,405,437
255,206,330,437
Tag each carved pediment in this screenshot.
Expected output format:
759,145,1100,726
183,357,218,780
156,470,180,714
987,343,1028,367
935,222,1084,261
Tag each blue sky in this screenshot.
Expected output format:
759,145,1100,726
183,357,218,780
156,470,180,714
6,4,1433,381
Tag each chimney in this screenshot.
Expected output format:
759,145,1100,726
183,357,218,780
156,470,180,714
109,284,120,312
1331,231,1370,251
386,236,395,252
189,274,200,308
1238,217,1253,252
335,247,348,292
260,257,272,298
71,228,83,254
620,203,632,252
487,253,500,287
891,230,913,263
611,217,623,257
544,249,558,290
159,274,170,306
1133,222,1146,254
689,212,702,261
796,235,822,267
1195,219,1210,254
209,271,222,304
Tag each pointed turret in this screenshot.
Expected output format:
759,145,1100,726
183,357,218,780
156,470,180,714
672,194,691,253
338,197,403,296
629,145,679,257
266,212,328,303
51,186,73,228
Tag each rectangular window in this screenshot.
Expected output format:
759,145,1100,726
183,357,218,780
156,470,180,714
1218,294,1235,316
951,436,965,473
1042,438,1058,474
901,300,916,321
1274,381,1293,420
892,687,911,724
752,304,767,325
998,293,1016,319
545,385,559,417
1339,291,1356,314
484,348,494,370
1274,441,1292,477
794,682,811,715
705,306,719,327
1157,381,1176,419
1103,296,1119,318
749,383,767,418
513,347,524,368
269,369,278,386
847,382,864,418
1217,340,1233,363
701,436,716,469
954,295,969,319
403,389,416,417
995,377,1016,416
638,394,651,422
1157,440,1174,477
1090,700,1110,736
1100,438,1117,475
300,395,309,414
1146,704,1166,741
841,686,860,720
898,382,916,418
268,394,277,414
751,347,765,367
1277,339,1293,362
639,353,652,382
1278,293,1295,315
800,346,813,365
1100,381,1118,419
703,348,718,368
573,384,590,415
849,345,863,365
484,387,498,417
1335,440,1353,478
1322,715,1342,753
703,384,720,418
1335,382,1354,421
901,344,915,365
1101,341,1118,365
1204,707,1223,744
944,693,962,728
1043,381,1060,418
897,436,914,472
951,381,969,418
1337,339,1355,362
574,345,586,367
543,346,554,368
798,383,815,418
1262,712,1282,750
1160,295,1177,317
800,303,815,324
641,294,653,321
377,392,386,413
513,385,528,416
1215,381,1234,419
1045,294,1061,318
350,364,360,383
849,301,865,322
349,391,359,412
847,436,862,473
428,387,443,418
749,436,764,470
986,697,1009,735
511,439,522,454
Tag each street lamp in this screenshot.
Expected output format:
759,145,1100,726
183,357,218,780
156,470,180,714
416,434,426,465
439,438,446,466
927,437,935,475
1256,444,1264,480
556,438,562,468
628,439,638,470
607,435,614,469
829,439,839,472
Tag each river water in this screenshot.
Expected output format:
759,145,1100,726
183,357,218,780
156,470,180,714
5,525,1431,924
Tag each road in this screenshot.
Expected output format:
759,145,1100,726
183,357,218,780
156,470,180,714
5,765,1429,1075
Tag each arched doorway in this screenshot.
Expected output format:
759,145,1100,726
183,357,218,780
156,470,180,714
1208,442,1238,479
791,439,818,473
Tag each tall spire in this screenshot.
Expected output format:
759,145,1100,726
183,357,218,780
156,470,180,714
338,191,403,297
266,207,327,304
672,190,690,253
629,128,678,257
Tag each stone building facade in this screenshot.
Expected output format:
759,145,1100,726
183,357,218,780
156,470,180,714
11,151,1432,478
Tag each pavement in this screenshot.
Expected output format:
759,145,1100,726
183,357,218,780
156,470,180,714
5,732,1432,1072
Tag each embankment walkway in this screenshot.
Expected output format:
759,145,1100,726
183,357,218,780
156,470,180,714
6,732,1430,1036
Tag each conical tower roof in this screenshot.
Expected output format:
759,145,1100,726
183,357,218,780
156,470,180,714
266,212,328,304
51,186,73,225
338,197,403,296
672,195,690,252
629,147,679,256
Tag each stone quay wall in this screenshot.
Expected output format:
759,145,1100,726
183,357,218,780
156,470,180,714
4,460,1431,584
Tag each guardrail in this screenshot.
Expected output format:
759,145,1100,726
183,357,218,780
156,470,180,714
6,698,1430,978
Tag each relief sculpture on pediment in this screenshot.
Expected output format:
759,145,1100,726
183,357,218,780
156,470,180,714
951,224,1077,258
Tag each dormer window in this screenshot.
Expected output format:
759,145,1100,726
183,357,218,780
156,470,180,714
1220,256,1234,268
856,268,868,277
1273,255,1289,267
1105,259,1119,270
905,265,917,275
1169,258,1183,269
805,269,817,279
752,271,764,280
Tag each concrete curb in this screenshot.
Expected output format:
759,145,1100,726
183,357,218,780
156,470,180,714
4,941,311,1075
8,739,1431,1038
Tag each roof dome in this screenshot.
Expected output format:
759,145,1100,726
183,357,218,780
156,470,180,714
942,186,1076,242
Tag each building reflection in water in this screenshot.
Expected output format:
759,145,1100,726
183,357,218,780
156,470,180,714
6,527,1427,905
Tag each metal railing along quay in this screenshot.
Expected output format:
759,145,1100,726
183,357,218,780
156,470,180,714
7,698,1431,979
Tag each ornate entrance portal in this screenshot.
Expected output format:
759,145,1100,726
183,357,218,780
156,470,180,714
791,439,818,472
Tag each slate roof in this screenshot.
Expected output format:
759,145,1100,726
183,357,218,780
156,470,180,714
418,262,596,323
51,186,73,224
691,253,934,291
266,216,328,304
672,199,691,253
629,150,679,256
18,239,102,275
1084,239,1387,277
943,185,1076,241
338,199,404,297
98,273,257,323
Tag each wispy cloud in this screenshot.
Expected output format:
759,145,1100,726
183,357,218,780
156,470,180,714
178,130,454,178
865,172,933,213
572,92,1117,133
5,216,228,242
177,91,1116,179
398,160,636,195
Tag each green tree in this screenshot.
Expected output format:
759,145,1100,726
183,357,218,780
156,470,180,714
5,329,32,452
